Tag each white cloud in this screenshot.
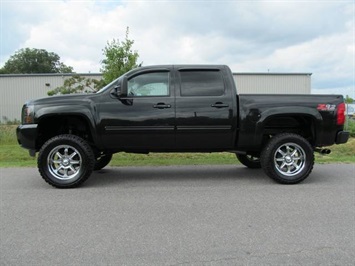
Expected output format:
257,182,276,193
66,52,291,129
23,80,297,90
1,0,354,97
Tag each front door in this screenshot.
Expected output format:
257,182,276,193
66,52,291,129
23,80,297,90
99,70,175,151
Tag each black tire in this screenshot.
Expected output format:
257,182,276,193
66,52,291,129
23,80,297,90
38,134,95,188
260,133,314,184
94,153,113,171
236,154,261,169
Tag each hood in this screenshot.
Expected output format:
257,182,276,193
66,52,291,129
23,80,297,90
26,93,96,106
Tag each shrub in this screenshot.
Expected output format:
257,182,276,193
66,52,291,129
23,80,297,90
346,119,355,137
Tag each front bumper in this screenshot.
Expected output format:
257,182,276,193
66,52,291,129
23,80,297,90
335,131,349,144
16,124,38,152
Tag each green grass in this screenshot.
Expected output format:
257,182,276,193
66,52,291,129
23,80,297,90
0,145,37,167
0,125,38,167
0,125,17,144
1,124,354,167
346,119,355,137
315,137,355,163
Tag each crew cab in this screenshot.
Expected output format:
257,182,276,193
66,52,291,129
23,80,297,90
17,65,349,188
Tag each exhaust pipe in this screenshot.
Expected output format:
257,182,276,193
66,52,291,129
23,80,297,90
315,148,331,155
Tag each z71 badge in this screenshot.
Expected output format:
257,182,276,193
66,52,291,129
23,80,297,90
317,104,336,111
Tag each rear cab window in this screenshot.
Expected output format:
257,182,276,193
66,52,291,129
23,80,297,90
179,70,225,96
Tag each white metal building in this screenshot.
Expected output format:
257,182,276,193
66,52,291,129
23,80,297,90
0,72,311,123
0,73,102,123
234,72,311,94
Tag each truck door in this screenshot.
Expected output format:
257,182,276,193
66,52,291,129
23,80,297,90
175,67,235,150
99,69,175,150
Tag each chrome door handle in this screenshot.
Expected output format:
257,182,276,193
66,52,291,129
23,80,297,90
153,103,171,109
211,102,229,108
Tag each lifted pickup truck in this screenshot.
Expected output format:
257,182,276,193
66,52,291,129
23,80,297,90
17,65,349,188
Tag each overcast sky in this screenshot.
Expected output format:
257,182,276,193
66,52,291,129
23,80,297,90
1,0,354,97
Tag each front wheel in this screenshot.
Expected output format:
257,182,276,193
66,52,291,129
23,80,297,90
38,134,95,188
236,154,261,169
94,153,113,170
260,133,314,184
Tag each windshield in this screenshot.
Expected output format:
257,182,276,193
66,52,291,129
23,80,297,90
96,77,121,94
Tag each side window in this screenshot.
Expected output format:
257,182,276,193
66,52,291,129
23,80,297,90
128,72,169,97
180,70,224,96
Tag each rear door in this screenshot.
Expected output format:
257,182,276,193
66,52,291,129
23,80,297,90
175,67,235,150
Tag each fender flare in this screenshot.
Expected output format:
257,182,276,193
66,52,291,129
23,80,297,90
254,106,323,146
35,105,102,149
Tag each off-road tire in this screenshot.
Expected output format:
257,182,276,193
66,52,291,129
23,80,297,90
38,134,95,188
94,153,113,171
260,133,314,184
236,154,261,169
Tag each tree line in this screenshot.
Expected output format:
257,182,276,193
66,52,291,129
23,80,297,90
0,27,140,96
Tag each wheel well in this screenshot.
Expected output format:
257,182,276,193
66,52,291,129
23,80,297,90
263,115,316,145
36,115,93,150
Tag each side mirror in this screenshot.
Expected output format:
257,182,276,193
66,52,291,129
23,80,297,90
111,85,121,98
110,76,128,98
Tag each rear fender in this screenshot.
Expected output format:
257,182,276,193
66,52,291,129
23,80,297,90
256,107,322,145
238,106,323,151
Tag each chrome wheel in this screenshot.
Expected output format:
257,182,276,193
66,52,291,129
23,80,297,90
38,135,95,188
274,143,306,177
47,145,82,180
261,133,314,184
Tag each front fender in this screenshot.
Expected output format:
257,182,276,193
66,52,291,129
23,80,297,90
34,103,102,149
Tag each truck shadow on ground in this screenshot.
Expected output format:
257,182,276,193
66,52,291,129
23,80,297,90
85,165,267,188
84,165,326,188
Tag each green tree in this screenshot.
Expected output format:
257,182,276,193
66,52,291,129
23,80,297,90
344,95,354,128
0,48,73,74
47,75,106,96
101,27,140,84
48,27,140,95
345,95,354,104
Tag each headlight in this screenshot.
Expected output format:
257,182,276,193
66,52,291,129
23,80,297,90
22,104,35,124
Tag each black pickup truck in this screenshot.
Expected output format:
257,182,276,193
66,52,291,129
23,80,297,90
17,65,349,188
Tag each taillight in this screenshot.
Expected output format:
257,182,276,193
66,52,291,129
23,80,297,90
336,102,346,125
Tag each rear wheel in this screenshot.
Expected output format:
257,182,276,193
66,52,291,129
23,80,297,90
236,154,261,169
94,153,113,170
260,133,314,184
38,134,95,188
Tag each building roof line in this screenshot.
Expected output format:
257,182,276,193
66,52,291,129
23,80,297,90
233,72,312,76
1,72,313,78
0,73,102,78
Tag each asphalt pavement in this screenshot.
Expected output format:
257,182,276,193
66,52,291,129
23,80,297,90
1,164,354,265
